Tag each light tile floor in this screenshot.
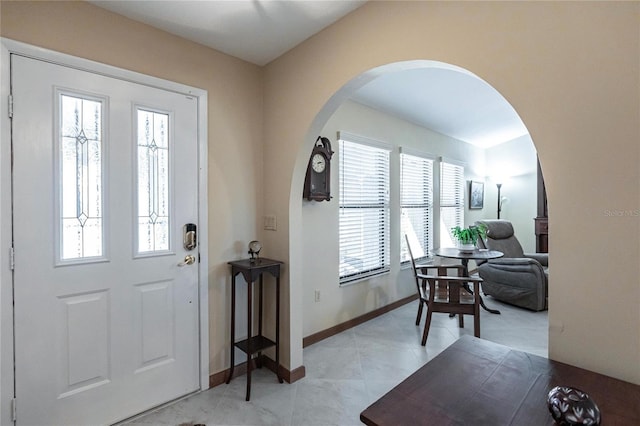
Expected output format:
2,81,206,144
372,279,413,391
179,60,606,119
124,298,548,426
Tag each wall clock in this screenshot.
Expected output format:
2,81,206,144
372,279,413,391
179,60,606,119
303,136,334,201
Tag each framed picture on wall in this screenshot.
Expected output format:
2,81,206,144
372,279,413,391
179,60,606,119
469,181,484,209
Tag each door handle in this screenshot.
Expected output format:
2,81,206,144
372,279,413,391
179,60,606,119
178,255,196,267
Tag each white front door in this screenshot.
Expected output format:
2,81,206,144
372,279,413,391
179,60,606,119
11,55,201,425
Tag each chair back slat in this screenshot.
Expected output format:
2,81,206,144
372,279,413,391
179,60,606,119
448,280,461,304
405,235,422,296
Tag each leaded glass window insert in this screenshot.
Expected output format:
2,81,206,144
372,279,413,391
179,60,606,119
137,109,170,253
60,94,104,260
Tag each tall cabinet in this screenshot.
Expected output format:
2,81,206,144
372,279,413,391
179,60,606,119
534,158,548,253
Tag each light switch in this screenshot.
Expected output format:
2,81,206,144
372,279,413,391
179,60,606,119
264,215,277,231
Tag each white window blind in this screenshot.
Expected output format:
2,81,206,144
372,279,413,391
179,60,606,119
400,152,433,263
440,160,465,248
339,136,390,284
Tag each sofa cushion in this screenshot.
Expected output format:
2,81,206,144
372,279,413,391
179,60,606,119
476,220,525,258
484,220,515,239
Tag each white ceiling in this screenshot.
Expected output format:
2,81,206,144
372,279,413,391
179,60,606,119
351,67,529,148
90,0,366,66
89,0,528,148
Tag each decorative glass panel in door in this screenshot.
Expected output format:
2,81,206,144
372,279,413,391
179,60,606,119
137,108,171,254
59,93,104,261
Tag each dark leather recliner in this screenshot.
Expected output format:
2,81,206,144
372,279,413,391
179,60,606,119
475,220,548,311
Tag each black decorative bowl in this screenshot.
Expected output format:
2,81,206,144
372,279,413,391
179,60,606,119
547,386,601,426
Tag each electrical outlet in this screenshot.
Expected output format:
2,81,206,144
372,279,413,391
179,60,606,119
314,290,321,302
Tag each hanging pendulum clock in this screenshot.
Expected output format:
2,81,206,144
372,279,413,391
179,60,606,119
303,136,334,201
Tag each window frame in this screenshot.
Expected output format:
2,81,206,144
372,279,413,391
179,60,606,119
439,158,465,248
338,131,391,285
400,147,434,264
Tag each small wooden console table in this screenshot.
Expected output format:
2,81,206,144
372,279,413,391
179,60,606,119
226,258,284,401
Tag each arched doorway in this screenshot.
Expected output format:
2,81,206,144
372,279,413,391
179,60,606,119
294,59,547,360
268,0,638,388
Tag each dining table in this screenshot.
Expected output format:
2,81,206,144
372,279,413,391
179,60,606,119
434,247,503,314
360,335,640,426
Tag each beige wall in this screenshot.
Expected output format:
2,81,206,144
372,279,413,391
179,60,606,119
264,1,640,384
2,0,639,387
1,0,264,376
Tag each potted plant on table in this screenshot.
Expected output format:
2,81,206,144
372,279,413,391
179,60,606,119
451,223,487,252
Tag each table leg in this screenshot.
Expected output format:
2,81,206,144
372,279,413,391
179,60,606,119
479,296,501,314
456,258,501,315
226,275,236,384
276,275,283,383
257,275,263,369
461,259,470,277
246,280,252,401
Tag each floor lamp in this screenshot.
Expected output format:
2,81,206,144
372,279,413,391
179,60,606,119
496,183,502,219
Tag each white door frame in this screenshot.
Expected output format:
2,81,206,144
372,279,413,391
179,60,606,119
0,38,209,425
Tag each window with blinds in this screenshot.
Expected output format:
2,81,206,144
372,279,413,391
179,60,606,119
400,151,434,263
440,160,465,248
339,135,391,284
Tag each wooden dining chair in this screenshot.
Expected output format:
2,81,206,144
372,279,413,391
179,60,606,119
405,235,465,326
405,235,482,345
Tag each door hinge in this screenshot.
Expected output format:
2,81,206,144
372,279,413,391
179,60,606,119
8,94,13,118
11,397,17,421
10,246,15,270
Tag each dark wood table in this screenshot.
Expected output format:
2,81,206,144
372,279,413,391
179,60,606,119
360,336,640,425
434,247,503,314
226,258,284,401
